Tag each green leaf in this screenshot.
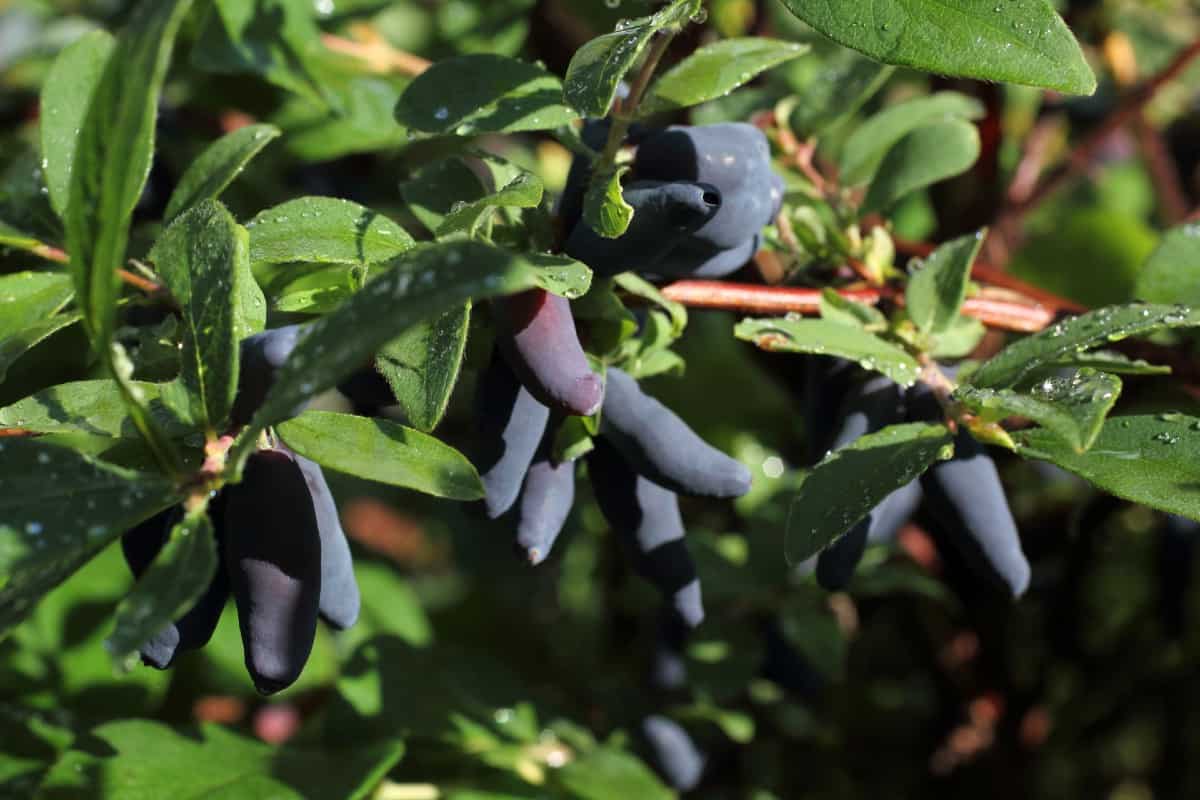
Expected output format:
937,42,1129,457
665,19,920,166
192,0,329,105
277,411,483,500
930,315,987,359
819,288,886,329
786,423,953,563
788,48,893,136
614,273,687,335
274,76,409,163
376,305,471,432
437,172,544,238
584,165,634,239
1015,414,1200,521
149,201,245,431
242,242,591,438
735,318,920,386
778,0,1096,95
639,38,808,117
1134,223,1200,306
65,0,193,351
553,747,673,800
862,120,980,214
562,0,702,117
395,54,577,135
905,230,985,334
0,380,193,438
969,303,1200,389
38,720,403,800
270,265,360,314
0,220,42,252
106,510,217,669
1047,350,1171,376
163,124,281,223
841,92,986,186
0,314,82,383
957,368,1121,453
247,196,415,268
39,30,115,219
0,439,178,637
0,272,73,341
401,158,490,236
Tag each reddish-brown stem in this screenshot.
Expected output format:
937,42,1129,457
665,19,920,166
1132,111,1191,225
658,280,1054,333
0,428,37,438
119,269,163,294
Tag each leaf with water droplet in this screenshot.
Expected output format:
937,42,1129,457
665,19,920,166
1016,414,1200,522
969,303,1200,389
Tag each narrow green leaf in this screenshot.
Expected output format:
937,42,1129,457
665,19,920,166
862,120,980,214
554,747,673,800
969,303,1200,389
437,172,544,238
106,510,217,669
244,242,592,437
39,30,115,219
0,272,73,341
1016,414,1200,521
562,0,702,117
277,411,483,500
0,219,42,252
786,423,953,564
957,368,1121,453
396,54,577,135
232,224,267,339
39,720,404,800
163,124,281,223
0,380,193,438
270,265,360,314
1047,350,1171,376
0,313,81,383
906,230,985,335
614,273,687,335
148,201,245,431
639,38,809,117
778,0,1096,95
376,305,471,433
841,92,986,185
65,0,193,351
735,318,920,386
789,49,892,136
247,196,415,268
584,165,634,239
1134,222,1200,306
0,439,178,637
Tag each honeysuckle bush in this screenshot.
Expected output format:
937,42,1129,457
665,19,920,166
2,0,1200,797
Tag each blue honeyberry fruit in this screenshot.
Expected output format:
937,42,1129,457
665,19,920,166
475,352,551,519
224,448,323,695
493,289,604,417
601,368,751,499
588,437,704,628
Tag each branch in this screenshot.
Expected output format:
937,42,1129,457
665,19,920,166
1011,37,1200,217
658,280,1056,333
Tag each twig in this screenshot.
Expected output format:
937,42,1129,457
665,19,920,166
1011,37,1200,217
0,428,37,438
1132,111,1191,225
657,280,1054,332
